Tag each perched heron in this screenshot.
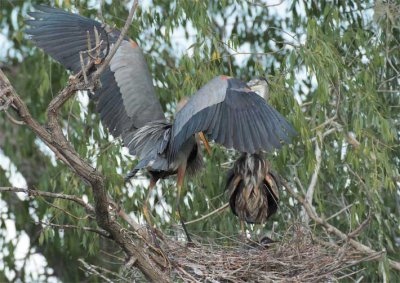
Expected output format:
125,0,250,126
26,5,296,241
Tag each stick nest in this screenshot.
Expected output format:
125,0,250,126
161,223,373,282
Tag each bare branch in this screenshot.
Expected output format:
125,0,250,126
185,203,229,225
281,179,400,271
79,259,114,283
0,187,94,213
40,221,111,238
93,0,139,79
304,131,323,223
246,0,285,8
4,110,25,125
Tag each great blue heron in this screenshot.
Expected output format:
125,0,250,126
26,5,296,241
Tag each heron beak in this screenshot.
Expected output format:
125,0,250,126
199,132,212,156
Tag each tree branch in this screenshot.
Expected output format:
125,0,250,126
281,179,400,271
185,203,229,225
39,221,111,239
0,186,95,213
93,0,139,79
304,131,323,224
306,131,322,204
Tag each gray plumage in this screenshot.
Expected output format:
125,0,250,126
25,5,164,144
127,120,203,180
25,5,203,185
110,41,165,128
169,76,297,161
25,5,295,196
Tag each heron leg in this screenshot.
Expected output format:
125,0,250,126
198,132,212,156
143,179,157,227
240,220,246,241
176,164,192,243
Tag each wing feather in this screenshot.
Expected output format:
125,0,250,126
26,5,166,149
235,111,246,152
209,104,222,141
170,76,296,159
109,41,165,127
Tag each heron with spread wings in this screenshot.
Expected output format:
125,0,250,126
26,5,296,241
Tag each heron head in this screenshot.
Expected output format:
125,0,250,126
247,77,269,101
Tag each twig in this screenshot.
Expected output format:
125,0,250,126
79,258,131,282
325,203,354,222
246,0,285,8
39,221,110,238
185,203,229,225
93,0,139,80
5,110,25,125
281,179,400,271
0,186,94,213
348,212,371,238
304,131,322,223
79,259,114,283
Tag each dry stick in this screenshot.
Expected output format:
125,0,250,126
39,221,110,238
185,203,229,225
78,258,130,283
325,203,354,222
281,179,400,271
4,110,25,125
93,0,138,81
304,130,322,224
78,259,114,283
0,186,95,213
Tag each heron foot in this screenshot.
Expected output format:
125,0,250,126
176,206,192,243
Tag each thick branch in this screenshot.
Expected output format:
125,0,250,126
1,69,165,283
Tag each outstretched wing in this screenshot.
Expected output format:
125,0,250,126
169,76,296,159
25,5,165,144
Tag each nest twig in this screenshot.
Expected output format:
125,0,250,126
160,223,378,282
78,221,382,282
